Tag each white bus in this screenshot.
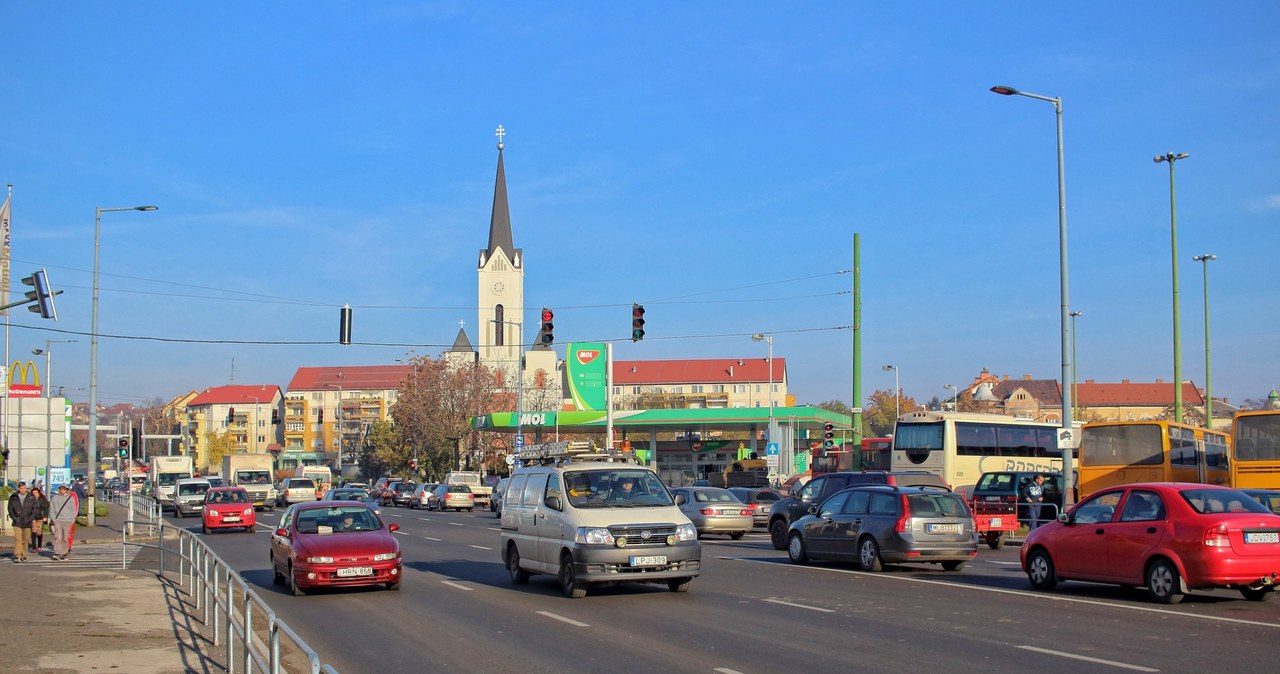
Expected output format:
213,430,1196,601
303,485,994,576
890,411,1065,493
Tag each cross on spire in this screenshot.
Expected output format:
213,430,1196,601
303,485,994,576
458,319,466,329
495,124,505,150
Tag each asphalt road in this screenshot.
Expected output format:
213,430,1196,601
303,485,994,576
168,506,1280,674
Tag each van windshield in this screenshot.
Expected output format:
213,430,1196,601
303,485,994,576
564,470,673,508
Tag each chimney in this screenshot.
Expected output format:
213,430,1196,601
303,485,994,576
1085,379,1095,384
728,366,734,377
1154,379,1164,384
1122,379,1130,384
1023,374,1033,380
1002,374,1010,381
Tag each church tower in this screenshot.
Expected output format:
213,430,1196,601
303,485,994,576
477,125,524,379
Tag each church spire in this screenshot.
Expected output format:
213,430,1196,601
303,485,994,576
485,124,516,263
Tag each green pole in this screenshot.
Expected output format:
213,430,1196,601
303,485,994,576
852,233,863,467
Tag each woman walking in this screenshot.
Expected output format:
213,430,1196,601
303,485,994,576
29,486,49,553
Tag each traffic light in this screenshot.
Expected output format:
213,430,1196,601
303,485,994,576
227,407,236,423
539,307,554,345
271,409,280,424
823,423,836,449
21,268,58,320
339,304,353,345
118,437,129,459
410,458,418,472
631,303,645,342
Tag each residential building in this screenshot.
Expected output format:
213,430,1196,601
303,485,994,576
283,366,412,475
185,385,283,472
611,358,791,410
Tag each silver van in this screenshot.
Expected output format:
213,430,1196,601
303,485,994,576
500,447,700,598
173,478,212,518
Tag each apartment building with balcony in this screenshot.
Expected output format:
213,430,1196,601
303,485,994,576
611,357,791,410
283,365,413,476
184,384,283,472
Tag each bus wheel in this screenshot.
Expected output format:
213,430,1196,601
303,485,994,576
986,532,1004,550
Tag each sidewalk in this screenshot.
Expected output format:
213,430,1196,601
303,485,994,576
1,501,226,673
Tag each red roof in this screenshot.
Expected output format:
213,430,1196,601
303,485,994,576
286,365,414,392
1077,381,1203,406
612,358,784,385
188,384,282,407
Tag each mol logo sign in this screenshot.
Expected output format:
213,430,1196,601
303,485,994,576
575,349,601,365
7,360,42,398
518,412,552,426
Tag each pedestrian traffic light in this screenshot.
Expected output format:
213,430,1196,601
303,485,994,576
539,307,554,345
21,268,58,320
339,304,353,345
410,459,418,472
823,423,835,449
118,437,129,459
631,303,645,342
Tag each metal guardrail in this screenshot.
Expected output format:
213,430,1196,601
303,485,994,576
122,510,340,673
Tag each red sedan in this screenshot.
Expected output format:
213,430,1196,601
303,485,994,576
202,487,257,534
270,502,402,596
1021,482,1280,603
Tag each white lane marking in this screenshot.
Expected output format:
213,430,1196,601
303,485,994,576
714,669,747,674
388,513,402,517
726,556,1280,629
393,531,409,536
442,580,472,591
763,597,835,613
1017,646,1158,672
449,522,465,527
987,560,1022,565
469,544,492,551
423,536,441,541
418,518,433,521
537,611,589,627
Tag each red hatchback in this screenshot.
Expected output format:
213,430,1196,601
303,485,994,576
270,502,402,596
1021,482,1280,604
202,487,257,534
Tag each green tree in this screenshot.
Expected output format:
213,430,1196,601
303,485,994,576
203,429,236,472
813,400,852,416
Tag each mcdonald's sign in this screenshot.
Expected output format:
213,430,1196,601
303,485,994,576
8,360,42,398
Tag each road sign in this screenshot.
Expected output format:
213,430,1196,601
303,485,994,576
766,455,779,469
766,442,779,456
850,407,863,414
513,434,526,449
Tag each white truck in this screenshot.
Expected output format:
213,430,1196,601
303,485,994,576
222,453,277,511
295,465,332,499
444,471,493,509
149,455,194,508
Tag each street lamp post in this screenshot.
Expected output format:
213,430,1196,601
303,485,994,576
33,340,76,489
882,365,899,421
1155,152,1190,423
751,333,774,420
990,84,1074,506
944,384,958,412
1192,254,1217,427
88,205,157,525
1070,311,1083,421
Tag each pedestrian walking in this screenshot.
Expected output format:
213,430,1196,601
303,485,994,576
72,478,87,512
29,486,49,552
7,481,36,562
49,483,79,561
1022,474,1047,529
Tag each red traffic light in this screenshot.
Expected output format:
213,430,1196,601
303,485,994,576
541,308,554,323
118,438,128,449
540,307,555,345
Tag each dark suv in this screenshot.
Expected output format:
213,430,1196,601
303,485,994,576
971,471,1065,523
768,471,950,550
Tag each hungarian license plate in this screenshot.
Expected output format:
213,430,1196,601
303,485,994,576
630,555,667,567
989,517,1002,527
224,516,240,522
927,523,961,534
336,566,374,577
1244,531,1279,544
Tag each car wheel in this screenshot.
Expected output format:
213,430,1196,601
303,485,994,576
271,554,285,586
787,532,809,565
858,537,883,572
769,519,788,551
941,560,966,572
202,524,211,535
1146,559,1184,604
507,545,529,585
1026,548,1058,589
246,526,254,533
667,577,693,593
729,532,744,540
386,580,401,591
560,553,586,599
1240,587,1274,602
289,563,306,597
986,532,1005,550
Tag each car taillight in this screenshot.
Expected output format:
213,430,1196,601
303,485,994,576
1203,524,1231,547
700,508,716,516
895,494,912,532
740,509,752,516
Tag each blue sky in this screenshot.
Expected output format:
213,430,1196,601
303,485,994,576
3,2,1278,411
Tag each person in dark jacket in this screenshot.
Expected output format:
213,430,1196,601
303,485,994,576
29,486,49,552
7,482,37,562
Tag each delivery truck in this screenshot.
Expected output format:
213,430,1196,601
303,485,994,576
222,453,277,510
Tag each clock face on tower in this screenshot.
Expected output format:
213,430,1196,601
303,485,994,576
491,281,505,295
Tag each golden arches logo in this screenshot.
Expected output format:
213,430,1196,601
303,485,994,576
7,360,42,398
9,360,40,387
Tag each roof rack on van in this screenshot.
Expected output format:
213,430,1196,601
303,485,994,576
513,441,642,467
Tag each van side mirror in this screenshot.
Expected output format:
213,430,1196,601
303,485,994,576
544,495,562,511
674,493,687,506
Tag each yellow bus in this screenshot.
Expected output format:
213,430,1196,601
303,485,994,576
1231,410,1280,489
890,411,1064,494
1077,420,1230,498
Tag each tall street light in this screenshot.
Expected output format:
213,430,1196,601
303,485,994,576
1069,311,1083,421
1155,151,1190,422
944,384,958,412
88,205,157,525
991,84,1074,506
751,333,775,435
33,339,76,488
882,364,899,421
1193,254,1217,428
